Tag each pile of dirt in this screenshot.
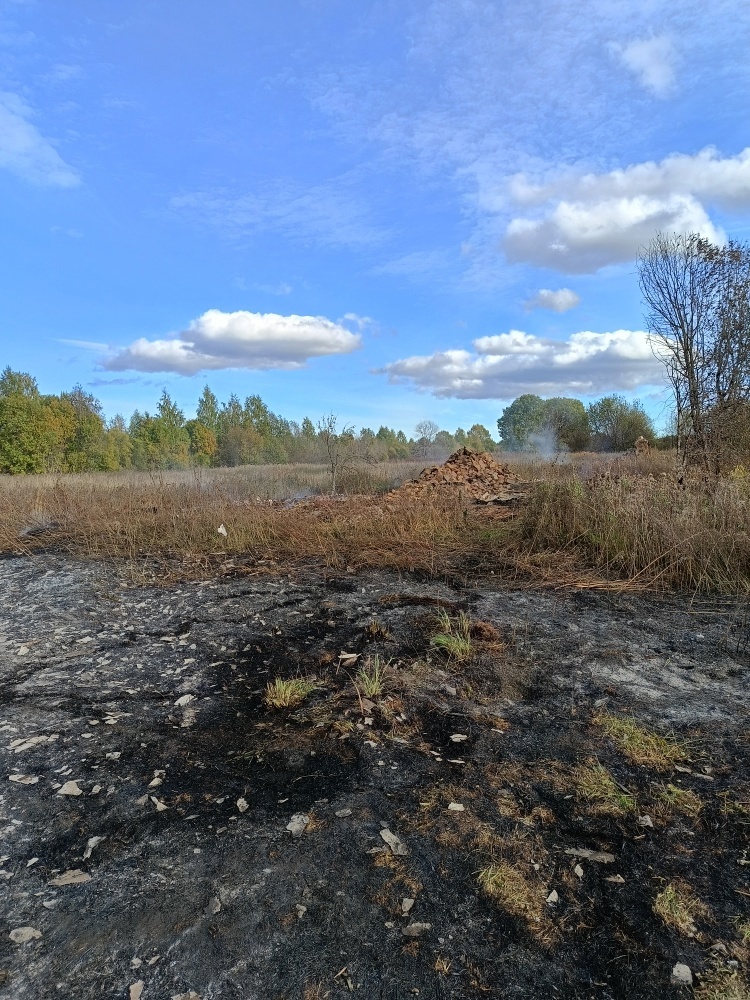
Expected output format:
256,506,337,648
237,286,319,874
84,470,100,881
397,447,528,503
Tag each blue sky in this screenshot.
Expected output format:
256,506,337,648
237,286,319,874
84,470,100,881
1,0,749,435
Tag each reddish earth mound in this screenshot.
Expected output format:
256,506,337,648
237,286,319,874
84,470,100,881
398,447,526,503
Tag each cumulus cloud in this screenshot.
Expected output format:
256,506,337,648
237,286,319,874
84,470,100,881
376,328,662,399
610,36,676,97
0,91,79,187
104,309,362,376
502,146,750,273
525,288,580,312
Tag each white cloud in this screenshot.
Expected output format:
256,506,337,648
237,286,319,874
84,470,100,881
377,328,662,399
0,91,79,187
105,309,362,375
610,36,676,97
502,146,750,273
525,288,580,312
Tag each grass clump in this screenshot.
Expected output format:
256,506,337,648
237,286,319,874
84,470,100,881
574,759,636,815
653,880,710,936
657,782,703,817
697,967,750,1000
594,713,688,770
735,917,750,945
430,609,473,662
355,655,387,698
264,677,316,709
477,862,545,923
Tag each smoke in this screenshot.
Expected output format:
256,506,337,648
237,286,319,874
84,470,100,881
527,426,570,460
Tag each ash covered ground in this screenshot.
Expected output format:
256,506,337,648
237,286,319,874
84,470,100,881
1,553,749,999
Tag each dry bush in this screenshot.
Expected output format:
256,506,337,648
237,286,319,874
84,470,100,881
519,472,750,592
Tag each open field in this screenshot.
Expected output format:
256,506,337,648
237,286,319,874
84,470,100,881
1,451,749,999
2,450,749,593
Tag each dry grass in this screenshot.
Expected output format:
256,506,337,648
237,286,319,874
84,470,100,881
653,880,711,936
264,677,316,709
574,759,636,816
697,966,750,1000
519,470,750,593
4,453,750,594
657,782,703,817
355,656,387,698
477,862,547,924
594,713,689,769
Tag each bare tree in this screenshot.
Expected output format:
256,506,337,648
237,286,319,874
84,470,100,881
638,232,750,474
317,413,358,494
414,419,439,459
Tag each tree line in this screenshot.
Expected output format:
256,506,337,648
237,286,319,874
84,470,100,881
0,368,664,475
0,373,501,474
496,394,656,452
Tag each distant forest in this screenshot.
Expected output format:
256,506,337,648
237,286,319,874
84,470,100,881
0,367,661,474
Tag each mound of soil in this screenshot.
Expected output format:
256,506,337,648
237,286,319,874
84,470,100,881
396,448,527,504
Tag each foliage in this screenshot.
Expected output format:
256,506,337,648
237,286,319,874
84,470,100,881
0,364,664,476
588,395,655,451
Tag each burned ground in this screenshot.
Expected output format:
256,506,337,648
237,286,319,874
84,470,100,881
1,553,749,999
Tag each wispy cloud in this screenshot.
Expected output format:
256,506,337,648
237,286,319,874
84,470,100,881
105,308,363,376
377,328,662,399
610,36,676,98
171,174,389,250
0,91,79,186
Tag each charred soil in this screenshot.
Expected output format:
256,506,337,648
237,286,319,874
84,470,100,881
1,553,749,999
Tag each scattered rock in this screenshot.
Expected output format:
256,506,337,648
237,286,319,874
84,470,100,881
449,734,468,742
564,847,615,864
83,836,106,860
236,797,249,813
546,890,559,905
150,796,168,812
335,808,352,818
129,982,144,1000
49,869,91,887
637,814,654,828
217,524,227,537
57,780,83,797
380,828,408,856
574,865,584,878
9,927,42,944
447,802,465,812
204,896,221,916
403,922,432,937
295,904,307,919
401,898,415,915
8,774,39,785
175,694,195,707
671,963,693,987
286,813,309,837
605,875,626,884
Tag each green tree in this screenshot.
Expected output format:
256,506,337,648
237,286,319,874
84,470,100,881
466,423,496,453
540,398,591,451
186,419,218,466
497,395,546,450
0,368,47,473
587,395,655,452
196,385,220,437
